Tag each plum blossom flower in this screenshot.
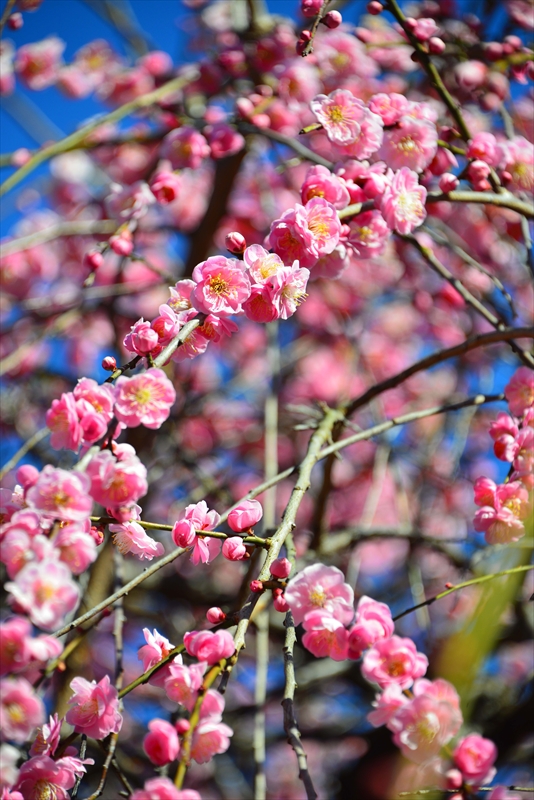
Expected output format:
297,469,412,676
499,135,534,193
26,466,92,522
131,777,201,800
164,661,205,709
65,675,122,740
123,319,160,356
301,165,350,209
109,520,164,560
172,500,221,564
138,627,175,672
243,245,285,284
302,610,349,661
29,714,62,757
5,559,80,631
222,536,247,560
14,755,89,800
311,89,372,145
191,256,251,316
46,393,83,451
369,93,411,126
160,127,211,170
114,368,176,429
379,118,438,172
15,36,65,90
0,677,45,743
367,684,409,727
268,264,310,320
347,210,390,259
54,523,98,574
284,563,354,625
190,717,233,764
473,478,531,544
381,167,427,234
143,719,180,766
184,629,235,665
361,636,428,690
505,367,534,417
453,733,497,786
86,447,147,510
205,122,245,158
105,181,155,220
347,596,395,660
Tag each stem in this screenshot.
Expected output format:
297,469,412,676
0,0,15,36
301,0,333,57
0,426,49,482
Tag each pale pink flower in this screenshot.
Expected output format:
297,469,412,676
268,207,316,268
205,122,245,158
0,677,45,743
379,117,438,172
5,559,80,631
123,318,160,356
114,368,176,429
243,245,285,285
66,675,122,740
332,108,384,161
347,596,394,660
86,447,147,509
300,165,350,209
361,635,428,690
284,563,354,625
15,36,65,90
473,479,531,544
46,393,83,451
54,523,98,574
143,719,180,766
454,59,488,90
167,279,196,312
164,661,205,709
0,508,41,543
29,713,62,757
222,536,247,560
190,717,233,764
302,610,349,661
505,367,534,416
0,743,20,788
500,136,534,193
369,93,410,126
160,127,211,170
73,378,115,420
301,196,342,256
347,210,390,259
14,755,86,800
381,167,427,234
105,180,155,220
367,684,409,727
228,499,263,532
0,41,15,96
184,629,235,665
131,777,200,800
109,520,164,560
26,466,92,522
311,90,371,146
453,733,497,786
191,256,251,316
467,132,500,166
268,263,310,320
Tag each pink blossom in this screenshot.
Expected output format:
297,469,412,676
454,60,488,90
15,465,39,491
160,127,211,170
347,210,390,259
105,181,155,220
268,263,310,320
369,93,411,126
168,279,196,312
0,41,15,96
15,36,65,90
302,610,349,661
381,167,427,234
243,286,280,323
198,314,238,343
192,256,251,316
164,661,205,709
143,718,180,766
379,117,438,172
131,777,201,800
138,627,175,673
184,629,235,665
0,617,32,676
243,245,285,284
65,675,122,740
205,122,245,158
172,500,221,564
301,0,324,17
367,684,409,727
228,499,263,532
46,393,83,451
0,677,45,744
190,717,233,764
123,318,160,356
505,367,534,416
14,755,87,800
109,520,164,560
270,557,291,579
206,607,226,624
361,635,428,690
222,536,247,560
54,523,98,574
284,563,354,625
311,90,372,146
389,678,463,763
347,596,395,659
488,787,522,800
114,368,176,429
151,305,181,347
300,165,350,209
453,733,497,786
0,509,41,543
467,132,500,166
150,169,181,205
73,378,115,420
473,479,531,544
86,447,147,509
5,559,80,631
26,466,92,522
29,713,62,757
332,108,384,161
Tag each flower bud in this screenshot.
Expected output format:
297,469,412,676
8,12,23,29
84,250,104,271
225,231,247,255
296,30,312,56
439,173,459,192
11,148,31,167
322,10,342,28
270,557,291,579
206,607,226,624
301,0,323,17
273,589,290,612
228,499,263,532
250,580,264,593
222,536,247,561
101,356,117,371
109,230,134,256
366,1,383,14
428,36,446,54
16,464,39,489
149,169,181,205
175,719,190,734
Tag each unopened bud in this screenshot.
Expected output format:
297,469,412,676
109,229,134,256
428,36,446,55
8,12,23,28
322,10,342,28
250,580,264,593
175,719,190,734
225,231,247,255
270,557,291,579
273,592,290,612
206,607,227,624
438,173,459,193
84,250,104,271
101,356,117,371
301,0,323,17
366,1,383,14
296,30,312,55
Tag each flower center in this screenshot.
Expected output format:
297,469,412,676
7,702,25,723
134,387,152,407
310,586,327,607
35,582,55,604
209,274,230,296
328,106,345,123
386,658,406,677
504,497,522,517
397,135,418,153
33,779,56,800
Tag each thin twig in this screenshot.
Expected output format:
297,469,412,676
0,426,49,482
0,0,16,37
238,122,334,169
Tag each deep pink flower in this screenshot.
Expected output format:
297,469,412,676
284,563,354,625
86,447,147,509
453,733,497,786
14,755,87,800
0,677,45,743
505,367,534,416
114,368,176,429
65,675,122,740
222,536,247,560
150,169,181,205
143,719,180,766
160,127,211,170
109,520,164,560
347,210,390,259
172,500,221,564
138,627,175,672
228,499,263,532
347,596,394,659
302,610,349,661
242,285,280,323
302,197,342,257
131,777,200,800
270,557,291,579
381,167,427,234
0,617,32,676
26,466,92,522
190,717,233,764
29,713,62,757
5,559,80,631
184,629,235,665
361,635,428,690
467,132,500,166
164,661,205,709
191,256,251,316
73,378,115,420
123,318,160,356
46,393,83,451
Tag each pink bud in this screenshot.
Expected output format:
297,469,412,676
296,30,312,56
206,607,226,624
109,230,134,256
149,170,181,205
250,580,264,593
468,159,491,181
485,42,503,61
11,148,31,167
101,356,117,371
404,16,417,30
225,231,247,255
228,499,263,532
172,519,196,549
8,12,23,28
16,464,39,489
504,35,522,51
428,36,446,54
270,557,291,579
439,173,459,192
366,1,383,14
222,536,247,561
90,525,105,545
175,719,190,734
301,0,323,17
143,719,180,766
273,593,290,612
322,10,342,28
84,250,104,271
